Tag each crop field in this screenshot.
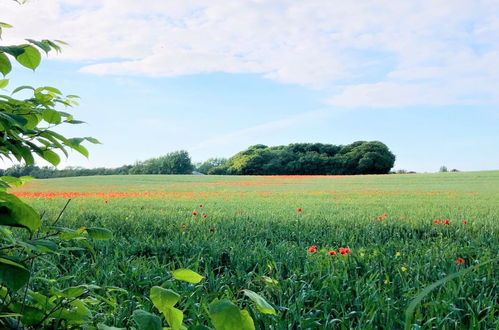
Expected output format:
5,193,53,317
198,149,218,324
11,171,499,329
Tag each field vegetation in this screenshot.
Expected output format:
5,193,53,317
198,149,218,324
8,171,499,329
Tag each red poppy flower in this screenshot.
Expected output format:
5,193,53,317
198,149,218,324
199,204,203,208
203,214,208,218
400,217,405,220
433,219,439,224
236,210,242,214
443,220,450,225
329,250,337,256
181,224,187,229
308,245,317,253
210,227,216,232
339,247,351,255
192,211,198,216
462,220,467,224
383,213,388,217
408,218,412,221
456,258,465,264
297,208,303,213
377,216,383,221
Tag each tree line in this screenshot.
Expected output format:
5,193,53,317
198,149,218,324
0,141,396,178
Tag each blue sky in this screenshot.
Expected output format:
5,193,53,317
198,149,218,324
1,1,499,172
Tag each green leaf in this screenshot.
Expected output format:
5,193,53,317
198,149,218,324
0,79,8,88
0,22,13,28
163,306,184,330
150,286,180,309
0,191,40,231
0,257,30,291
41,149,60,166
11,85,34,94
150,287,183,329
209,299,255,330
85,137,102,144
86,227,113,240
172,268,204,284
132,310,162,330
25,39,51,54
0,53,11,76
59,286,86,299
16,45,41,70
242,290,276,315
27,239,58,252
42,109,62,124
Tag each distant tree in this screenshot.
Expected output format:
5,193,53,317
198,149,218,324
439,166,448,172
129,150,194,174
196,158,227,174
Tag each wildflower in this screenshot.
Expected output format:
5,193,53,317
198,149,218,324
203,214,208,218
192,211,198,216
400,217,405,220
433,219,439,224
456,258,465,264
297,208,303,213
401,267,408,272
462,220,467,224
236,210,242,214
104,200,108,204
383,213,388,217
199,204,203,208
339,247,351,255
308,246,317,253
181,224,187,229
377,216,383,221
395,252,401,257
210,228,216,232
328,250,337,256
443,220,450,225
408,218,412,221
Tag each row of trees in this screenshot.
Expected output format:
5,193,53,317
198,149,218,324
1,141,396,178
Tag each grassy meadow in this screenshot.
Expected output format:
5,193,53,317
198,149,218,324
11,171,499,329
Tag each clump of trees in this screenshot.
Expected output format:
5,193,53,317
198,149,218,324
129,150,194,174
210,141,395,175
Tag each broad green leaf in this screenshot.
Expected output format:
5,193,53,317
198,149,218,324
0,191,40,231
59,286,86,299
243,289,276,315
16,45,41,70
209,299,255,330
0,257,30,291
0,22,13,28
42,109,62,124
172,268,204,284
163,306,184,330
41,149,60,166
0,79,8,88
0,53,12,76
86,227,113,240
27,239,58,252
150,286,180,309
132,310,162,330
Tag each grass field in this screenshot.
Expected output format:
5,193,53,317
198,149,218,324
11,171,499,329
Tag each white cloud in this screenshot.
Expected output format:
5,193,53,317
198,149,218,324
1,0,498,106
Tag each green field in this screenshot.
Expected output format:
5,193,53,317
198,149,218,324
12,171,499,329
